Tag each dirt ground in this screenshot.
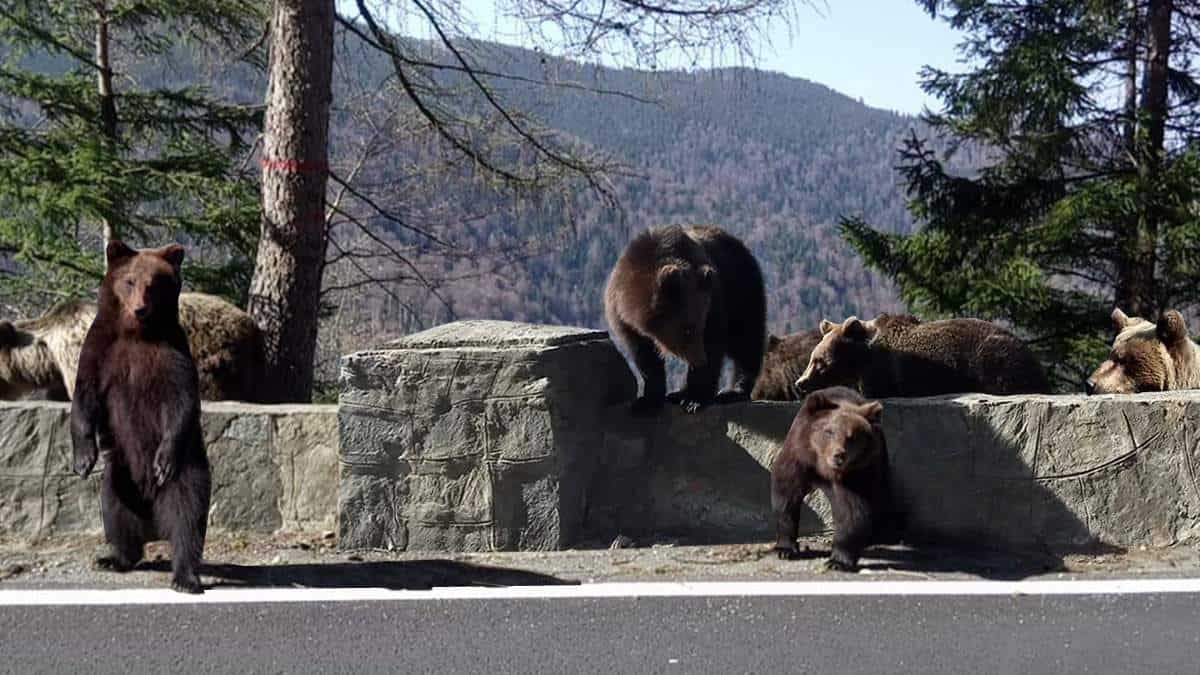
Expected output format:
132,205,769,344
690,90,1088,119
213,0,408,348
2,531,1199,590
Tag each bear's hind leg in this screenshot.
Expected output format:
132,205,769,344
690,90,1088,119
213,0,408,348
826,483,874,572
97,462,146,572
155,462,211,594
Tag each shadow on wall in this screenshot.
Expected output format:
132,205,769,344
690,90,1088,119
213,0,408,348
581,395,1156,571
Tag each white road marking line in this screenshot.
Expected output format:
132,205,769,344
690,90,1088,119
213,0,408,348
2,578,1200,605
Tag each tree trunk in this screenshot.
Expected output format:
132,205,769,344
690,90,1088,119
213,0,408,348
247,0,334,403
1117,0,1171,318
95,1,118,248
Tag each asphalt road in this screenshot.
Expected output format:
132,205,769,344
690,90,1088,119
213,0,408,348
2,585,1198,674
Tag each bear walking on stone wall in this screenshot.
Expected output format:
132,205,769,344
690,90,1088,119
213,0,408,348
751,330,823,401
1086,308,1200,394
71,240,210,594
0,292,264,402
795,314,1050,397
605,225,766,414
771,386,901,570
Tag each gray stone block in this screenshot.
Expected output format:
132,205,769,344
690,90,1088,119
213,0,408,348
338,320,635,552
0,401,339,538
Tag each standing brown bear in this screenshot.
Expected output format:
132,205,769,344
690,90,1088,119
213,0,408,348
605,225,766,414
71,240,210,594
796,314,1050,397
771,386,901,571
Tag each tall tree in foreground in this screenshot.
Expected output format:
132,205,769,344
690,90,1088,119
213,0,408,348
259,0,808,401
0,1,264,313
248,0,335,403
841,0,1200,388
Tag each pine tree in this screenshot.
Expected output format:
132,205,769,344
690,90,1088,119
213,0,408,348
0,1,264,312
841,0,1200,389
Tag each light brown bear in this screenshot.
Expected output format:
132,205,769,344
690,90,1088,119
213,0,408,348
751,330,823,401
605,225,766,414
796,313,1050,397
0,293,264,402
1086,308,1200,394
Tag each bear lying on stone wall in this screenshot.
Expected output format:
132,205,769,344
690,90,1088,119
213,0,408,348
0,293,264,402
796,313,1050,397
1086,308,1200,394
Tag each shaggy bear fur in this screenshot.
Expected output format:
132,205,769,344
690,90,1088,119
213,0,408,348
1087,308,1200,394
71,240,210,594
771,386,901,570
796,314,1050,397
605,224,766,414
750,330,822,401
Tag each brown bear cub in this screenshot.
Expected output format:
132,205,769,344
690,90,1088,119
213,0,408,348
751,330,822,401
605,225,766,414
796,314,1050,397
71,240,210,594
1087,308,1200,394
771,386,901,571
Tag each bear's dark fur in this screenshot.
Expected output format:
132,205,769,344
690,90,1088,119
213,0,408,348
605,225,766,414
771,386,901,571
71,240,210,594
751,330,822,401
796,314,1050,397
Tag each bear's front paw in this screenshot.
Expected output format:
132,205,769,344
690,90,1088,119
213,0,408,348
774,545,800,561
73,446,97,479
666,391,707,413
824,557,858,573
171,573,204,595
714,390,750,404
153,451,176,486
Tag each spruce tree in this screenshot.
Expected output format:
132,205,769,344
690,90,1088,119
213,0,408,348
0,1,264,312
841,0,1200,389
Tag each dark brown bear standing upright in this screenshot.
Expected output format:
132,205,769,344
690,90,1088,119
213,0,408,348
605,225,766,414
771,386,901,571
71,240,210,594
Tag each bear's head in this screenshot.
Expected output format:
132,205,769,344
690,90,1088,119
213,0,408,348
101,240,185,334
794,316,877,393
803,387,883,475
1086,308,1192,394
0,321,48,399
648,263,716,367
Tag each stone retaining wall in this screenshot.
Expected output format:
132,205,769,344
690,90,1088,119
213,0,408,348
340,320,1200,554
0,402,338,538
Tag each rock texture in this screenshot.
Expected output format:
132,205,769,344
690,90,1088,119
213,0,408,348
0,402,338,538
338,320,635,552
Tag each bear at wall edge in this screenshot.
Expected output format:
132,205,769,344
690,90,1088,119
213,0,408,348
0,293,265,402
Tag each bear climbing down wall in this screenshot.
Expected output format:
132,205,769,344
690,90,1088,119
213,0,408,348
771,386,902,571
796,313,1050,397
0,292,264,402
71,240,211,594
605,224,766,414
751,330,823,401
1086,308,1200,394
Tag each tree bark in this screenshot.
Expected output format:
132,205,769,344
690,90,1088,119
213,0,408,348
95,1,118,248
248,0,334,403
1117,0,1171,318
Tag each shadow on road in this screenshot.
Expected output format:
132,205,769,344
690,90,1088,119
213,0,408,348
784,542,1124,581
132,559,578,591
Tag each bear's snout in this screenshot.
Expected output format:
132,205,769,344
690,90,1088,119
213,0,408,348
1084,379,1096,395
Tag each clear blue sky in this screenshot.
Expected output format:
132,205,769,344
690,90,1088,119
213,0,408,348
339,0,964,115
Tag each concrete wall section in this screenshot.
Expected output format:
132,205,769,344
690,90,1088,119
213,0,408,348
0,402,338,538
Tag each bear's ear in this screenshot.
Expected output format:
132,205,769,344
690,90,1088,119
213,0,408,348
696,265,716,292
856,401,883,423
1157,310,1189,346
155,243,186,272
767,334,780,349
1111,308,1130,331
803,389,840,414
843,316,870,341
105,239,136,267
819,319,836,335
